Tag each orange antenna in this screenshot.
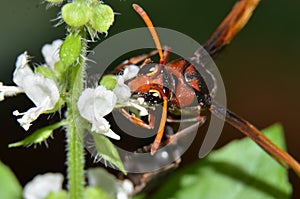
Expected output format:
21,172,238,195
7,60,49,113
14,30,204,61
132,4,164,64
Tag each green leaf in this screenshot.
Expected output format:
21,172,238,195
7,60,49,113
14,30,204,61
100,75,117,90
9,121,66,147
59,34,82,67
90,3,114,33
92,133,127,174
152,124,292,199
45,191,68,199
0,161,22,199
62,2,90,27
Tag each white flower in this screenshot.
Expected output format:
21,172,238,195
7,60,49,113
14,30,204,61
1,40,61,129
112,65,139,103
87,168,134,199
23,173,63,199
117,179,134,199
77,86,120,140
77,65,140,139
113,76,131,103
41,39,63,70
122,64,139,81
12,52,60,130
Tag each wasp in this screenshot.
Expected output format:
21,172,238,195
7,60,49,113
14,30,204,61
106,1,300,179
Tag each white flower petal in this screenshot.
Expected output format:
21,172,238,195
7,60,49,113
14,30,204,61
122,179,134,194
16,51,29,68
22,75,59,109
122,65,139,81
77,88,95,121
13,52,34,86
77,86,117,121
42,40,63,70
14,97,51,130
0,82,24,101
91,117,110,133
23,173,63,199
94,86,117,118
91,117,120,140
113,76,131,103
103,129,120,140
117,179,134,199
117,192,128,199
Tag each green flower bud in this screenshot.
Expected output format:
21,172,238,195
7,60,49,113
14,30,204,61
62,2,90,27
90,4,114,33
59,34,82,66
100,75,117,90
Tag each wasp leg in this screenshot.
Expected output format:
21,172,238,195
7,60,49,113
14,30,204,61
140,58,152,67
165,122,201,145
113,50,158,74
202,0,260,56
167,115,206,124
211,102,300,177
119,108,155,129
150,96,168,155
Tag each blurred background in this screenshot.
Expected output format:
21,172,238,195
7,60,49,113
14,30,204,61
0,0,299,198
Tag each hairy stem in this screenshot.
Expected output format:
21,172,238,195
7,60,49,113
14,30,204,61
66,109,85,199
66,48,86,198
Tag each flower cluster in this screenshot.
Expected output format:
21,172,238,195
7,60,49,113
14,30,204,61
1,40,62,130
77,65,141,140
23,170,134,199
0,39,145,142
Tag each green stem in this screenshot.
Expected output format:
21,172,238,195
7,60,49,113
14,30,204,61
66,52,86,198
66,109,85,199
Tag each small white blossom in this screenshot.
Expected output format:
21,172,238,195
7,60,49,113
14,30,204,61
113,76,131,103
117,179,134,199
87,168,134,199
112,65,139,104
111,65,149,117
12,52,60,130
41,39,63,70
77,86,120,140
122,65,139,81
78,65,140,139
23,173,63,199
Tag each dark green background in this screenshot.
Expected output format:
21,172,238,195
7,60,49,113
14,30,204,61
0,0,299,198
